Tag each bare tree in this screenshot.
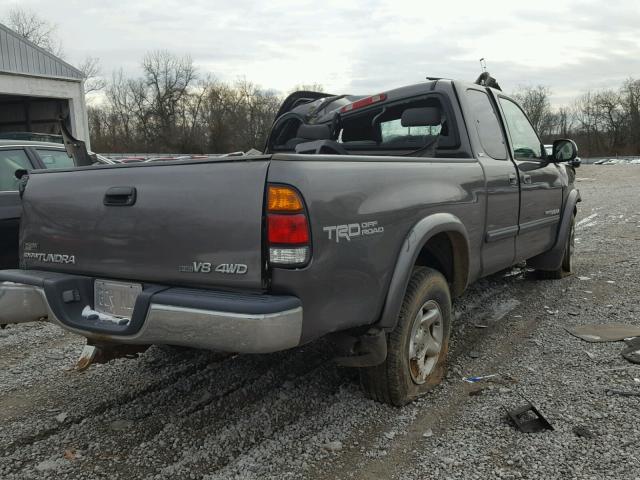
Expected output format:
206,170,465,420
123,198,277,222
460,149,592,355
290,83,325,93
512,85,555,137
78,57,106,95
572,91,600,155
554,107,573,138
6,7,64,57
142,50,197,149
593,90,625,152
621,78,640,153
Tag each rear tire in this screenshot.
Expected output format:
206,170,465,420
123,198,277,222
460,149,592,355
536,213,575,279
360,267,451,406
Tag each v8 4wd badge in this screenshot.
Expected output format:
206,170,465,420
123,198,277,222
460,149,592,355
178,262,248,275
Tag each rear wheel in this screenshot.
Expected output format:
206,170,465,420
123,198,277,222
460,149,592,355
360,267,451,406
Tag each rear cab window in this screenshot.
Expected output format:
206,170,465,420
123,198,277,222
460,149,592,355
35,148,76,169
0,149,31,191
270,93,461,157
338,96,454,156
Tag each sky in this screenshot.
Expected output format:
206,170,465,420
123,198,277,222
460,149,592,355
3,0,640,106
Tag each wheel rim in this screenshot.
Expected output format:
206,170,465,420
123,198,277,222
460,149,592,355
408,300,444,385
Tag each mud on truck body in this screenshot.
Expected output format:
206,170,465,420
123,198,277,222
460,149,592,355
0,78,580,406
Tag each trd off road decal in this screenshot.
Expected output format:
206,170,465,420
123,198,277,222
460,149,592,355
323,220,384,243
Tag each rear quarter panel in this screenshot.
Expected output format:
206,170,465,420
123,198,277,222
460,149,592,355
267,154,485,342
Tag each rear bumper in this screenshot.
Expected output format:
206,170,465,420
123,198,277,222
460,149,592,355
0,270,303,354
0,282,49,324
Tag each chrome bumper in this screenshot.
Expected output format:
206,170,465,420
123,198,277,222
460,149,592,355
131,303,303,353
0,281,303,354
0,282,49,324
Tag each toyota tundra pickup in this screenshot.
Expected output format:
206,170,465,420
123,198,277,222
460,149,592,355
0,78,580,406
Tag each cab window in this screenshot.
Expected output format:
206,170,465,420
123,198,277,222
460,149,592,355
0,149,31,191
36,149,75,169
498,98,543,159
465,89,507,160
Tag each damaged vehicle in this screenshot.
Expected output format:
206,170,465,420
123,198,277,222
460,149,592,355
0,77,580,406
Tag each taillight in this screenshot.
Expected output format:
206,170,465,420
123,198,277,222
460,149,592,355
267,185,311,266
339,93,387,113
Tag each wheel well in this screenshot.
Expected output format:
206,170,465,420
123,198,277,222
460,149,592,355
414,232,468,297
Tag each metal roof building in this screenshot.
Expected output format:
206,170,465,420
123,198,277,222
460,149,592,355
0,23,90,148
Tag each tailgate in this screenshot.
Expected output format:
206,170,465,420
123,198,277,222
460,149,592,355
20,159,270,290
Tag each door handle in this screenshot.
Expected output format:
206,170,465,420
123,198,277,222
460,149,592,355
104,186,137,206
508,174,518,186
522,174,532,184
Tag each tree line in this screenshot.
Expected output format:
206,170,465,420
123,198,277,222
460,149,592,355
512,81,640,157
88,51,282,153
89,63,640,156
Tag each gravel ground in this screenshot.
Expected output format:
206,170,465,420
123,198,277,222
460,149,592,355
0,165,639,480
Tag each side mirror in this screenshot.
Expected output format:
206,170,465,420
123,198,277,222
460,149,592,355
551,139,578,163
14,168,29,180
14,169,29,198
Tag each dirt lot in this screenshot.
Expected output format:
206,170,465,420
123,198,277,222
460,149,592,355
1,165,639,480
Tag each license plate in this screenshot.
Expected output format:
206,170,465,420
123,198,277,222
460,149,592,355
94,280,142,319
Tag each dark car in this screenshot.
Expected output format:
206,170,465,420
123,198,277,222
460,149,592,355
0,140,112,269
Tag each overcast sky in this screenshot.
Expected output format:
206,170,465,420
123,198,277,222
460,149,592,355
6,0,640,105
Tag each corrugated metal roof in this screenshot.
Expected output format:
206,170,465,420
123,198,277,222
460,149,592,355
0,23,83,81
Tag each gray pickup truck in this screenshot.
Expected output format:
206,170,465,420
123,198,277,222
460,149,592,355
0,78,580,405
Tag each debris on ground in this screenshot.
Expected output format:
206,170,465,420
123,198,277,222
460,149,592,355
323,440,343,452
465,383,489,396
566,324,640,342
109,419,134,432
504,400,554,433
572,426,595,439
63,449,80,460
605,389,640,397
55,412,68,424
463,374,498,383
621,337,640,364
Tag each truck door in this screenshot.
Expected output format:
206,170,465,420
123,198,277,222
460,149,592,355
462,87,519,275
493,94,564,261
0,147,35,269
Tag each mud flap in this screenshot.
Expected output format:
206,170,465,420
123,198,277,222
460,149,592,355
333,328,387,367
